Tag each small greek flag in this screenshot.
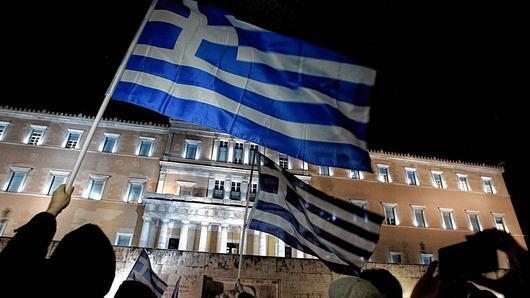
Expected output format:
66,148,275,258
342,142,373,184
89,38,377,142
127,249,167,297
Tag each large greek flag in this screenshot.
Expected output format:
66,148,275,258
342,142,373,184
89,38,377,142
113,0,376,170
249,154,384,275
127,249,167,297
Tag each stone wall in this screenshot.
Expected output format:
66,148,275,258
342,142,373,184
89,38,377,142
1,237,432,298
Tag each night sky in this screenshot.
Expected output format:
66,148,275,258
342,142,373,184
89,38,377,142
0,0,526,239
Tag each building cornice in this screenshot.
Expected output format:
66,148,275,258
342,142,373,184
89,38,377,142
0,106,169,134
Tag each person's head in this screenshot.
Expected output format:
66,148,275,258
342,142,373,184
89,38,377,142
329,276,383,298
114,280,157,298
48,224,116,297
360,269,403,298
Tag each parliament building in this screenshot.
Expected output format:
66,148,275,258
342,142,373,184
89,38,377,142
0,106,525,280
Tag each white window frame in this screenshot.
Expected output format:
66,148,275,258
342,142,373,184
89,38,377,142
481,176,496,194
115,233,133,246
350,169,363,180
217,140,229,162
411,205,428,227
319,165,331,176
431,171,446,189
86,175,109,200
63,129,83,149
233,142,244,164
382,202,399,225
25,125,47,145
0,121,10,141
125,178,147,203
420,253,434,265
405,167,419,186
137,136,155,157
101,133,120,153
491,213,509,233
377,164,392,183
183,139,200,160
465,210,482,232
46,170,70,195
278,154,289,169
389,251,402,264
3,166,31,192
439,208,457,230
456,173,471,192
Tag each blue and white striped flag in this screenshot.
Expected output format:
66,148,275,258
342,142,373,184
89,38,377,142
249,153,384,275
112,0,376,171
127,249,168,297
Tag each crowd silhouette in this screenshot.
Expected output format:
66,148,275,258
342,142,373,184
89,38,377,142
0,184,527,297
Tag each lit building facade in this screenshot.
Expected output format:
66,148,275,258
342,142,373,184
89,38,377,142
0,106,526,267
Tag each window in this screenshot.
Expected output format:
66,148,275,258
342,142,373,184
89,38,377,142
0,121,9,141
168,238,180,249
65,130,82,149
233,142,243,164
440,209,456,230
412,206,427,228
0,222,6,236
457,174,470,191
467,212,482,232
102,134,119,153
115,233,133,246
383,203,398,225
248,144,259,164
47,172,68,195
249,183,257,201
389,252,402,264
377,165,391,183
420,253,433,265
230,181,241,200
138,137,155,157
127,182,144,203
4,168,30,192
87,177,107,200
350,170,362,180
405,168,418,186
482,177,495,194
27,125,46,145
320,166,330,176
493,214,508,232
351,200,367,210
213,180,224,199
279,154,288,169
217,141,228,162
431,171,445,188
227,242,239,254
184,139,200,159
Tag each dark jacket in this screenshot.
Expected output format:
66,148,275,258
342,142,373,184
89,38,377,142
0,212,116,298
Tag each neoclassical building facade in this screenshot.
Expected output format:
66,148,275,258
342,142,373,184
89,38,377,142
0,106,526,267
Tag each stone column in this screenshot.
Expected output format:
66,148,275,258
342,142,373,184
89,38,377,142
240,181,248,201
296,248,305,258
212,139,220,161
219,224,229,253
253,230,260,255
223,179,231,200
178,220,190,251
243,142,250,164
207,178,215,198
156,171,166,194
259,232,267,256
227,140,235,163
198,222,209,252
157,219,170,249
276,238,285,257
139,216,152,248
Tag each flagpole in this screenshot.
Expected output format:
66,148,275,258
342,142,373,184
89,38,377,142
66,0,159,191
236,149,258,282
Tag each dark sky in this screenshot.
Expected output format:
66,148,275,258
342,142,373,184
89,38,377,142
0,0,526,239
